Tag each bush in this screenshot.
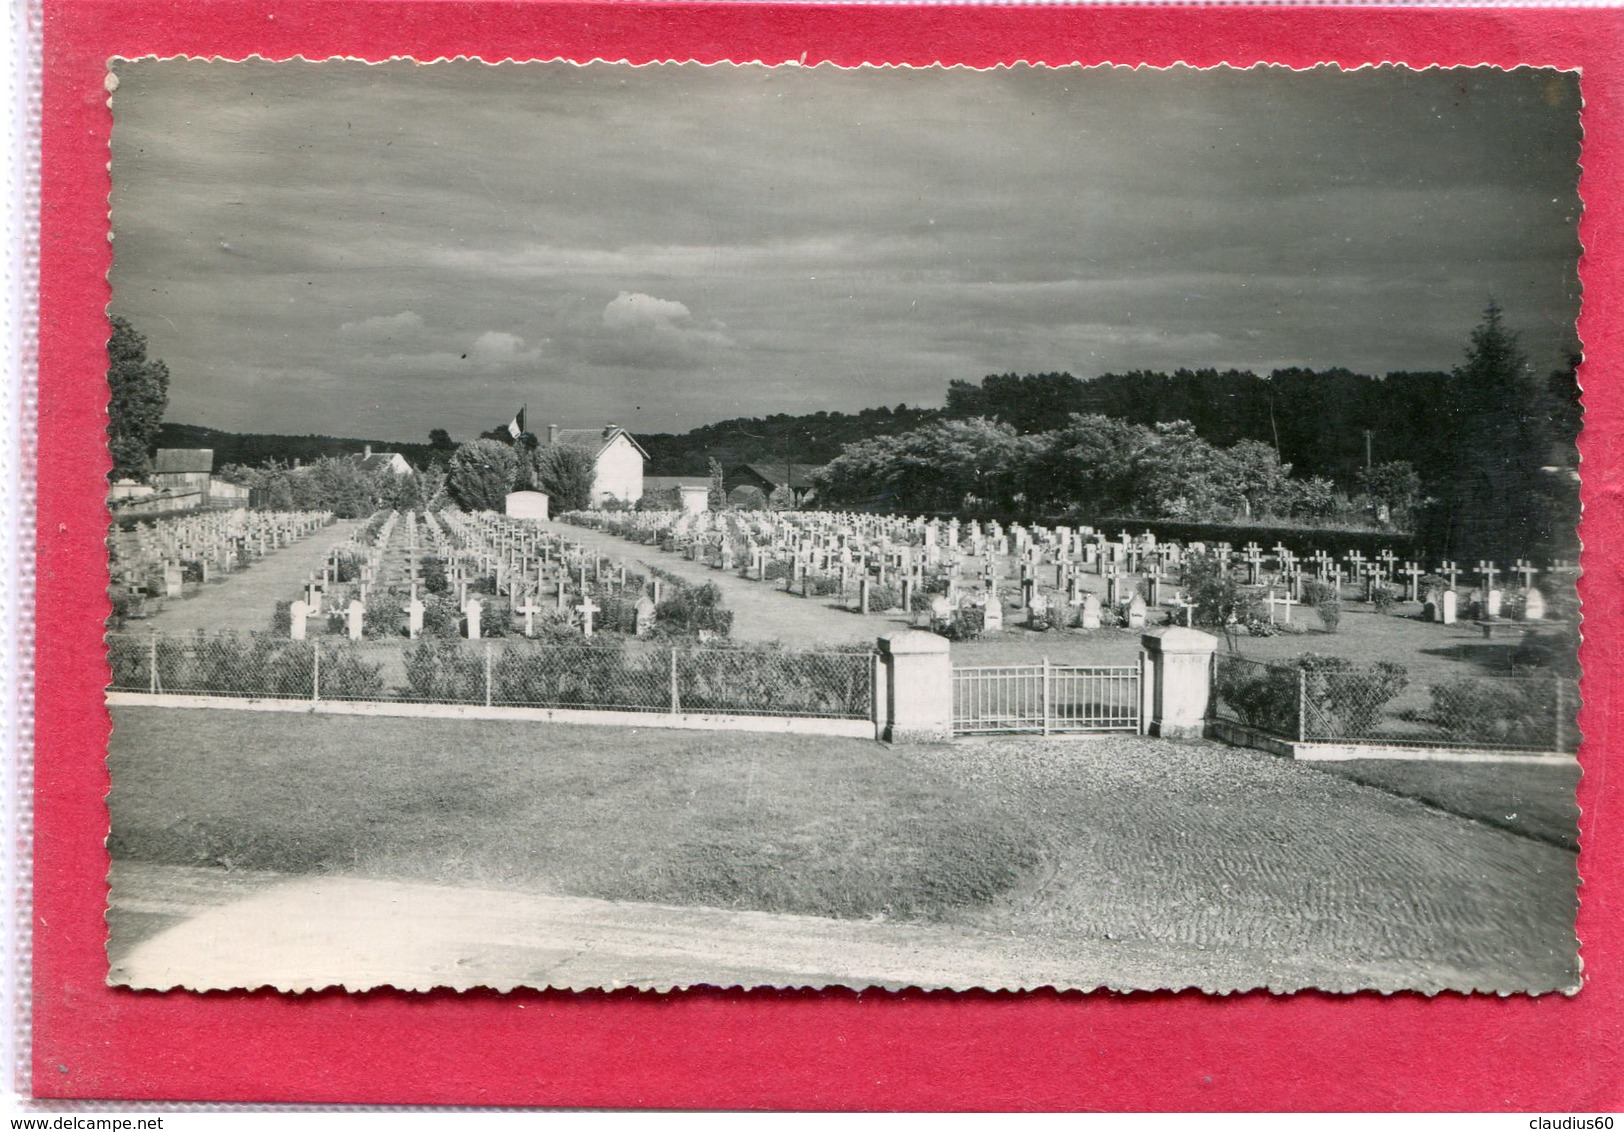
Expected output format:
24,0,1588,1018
1369,583,1398,615
1315,598,1342,633
403,638,485,703
477,596,512,638
1299,578,1339,607
363,590,400,639
935,607,984,642
270,600,292,637
1215,660,1300,735
421,593,464,639
107,588,138,632
332,549,367,583
800,574,844,598
1428,678,1573,749
1298,653,1408,737
314,640,385,699
655,581,734,638
420,555,449,595
1216,653,1409,739
1181,554,1245,628
865,583,903,611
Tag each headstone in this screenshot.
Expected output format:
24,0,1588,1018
1027,591,1049,627
1081,592,1101,630
1440,589,1457,625
1485,589,1503,619
1126,593,1147,629
406,596,425,639
982,596,1003,632
346,599,365,641
288,599,310,641
465,598,483,640
635,596,656,636
1522,588,1547,621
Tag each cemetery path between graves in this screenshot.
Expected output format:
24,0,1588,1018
141,519,365,634
546,520,915,647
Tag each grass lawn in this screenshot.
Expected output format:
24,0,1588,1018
109,708,1039,921
951,601,1568,683
1302,758,1581,850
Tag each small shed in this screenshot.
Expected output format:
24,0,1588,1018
643,476,711,515
505,490,550,521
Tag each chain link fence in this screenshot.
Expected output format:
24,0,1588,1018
106,632,873,720
1212,651,1578,752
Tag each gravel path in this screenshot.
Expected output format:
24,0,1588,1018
546,519,915,647
136,519,364,634
911,736,1579,994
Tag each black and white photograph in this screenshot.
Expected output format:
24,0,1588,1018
101,59,1584,995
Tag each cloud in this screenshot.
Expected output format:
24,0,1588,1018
602,292,694,333
469,330,534,361
595,291,735,359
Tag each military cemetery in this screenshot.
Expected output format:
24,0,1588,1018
100,60,1584,994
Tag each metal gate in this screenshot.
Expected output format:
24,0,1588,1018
952,661,1140,735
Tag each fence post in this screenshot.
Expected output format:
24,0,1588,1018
1554,677,1564,752
1297,669,1306,742
485,641,493,708
1042,656,1052,736
876,630,952,742
312,642,320,704
1139,628,1218,739
670,648,680,715
148,634,158,695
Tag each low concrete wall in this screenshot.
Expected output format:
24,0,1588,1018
106,691,878,739
1206,718,1576,765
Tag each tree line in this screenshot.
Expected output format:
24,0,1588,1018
816,305,1580,559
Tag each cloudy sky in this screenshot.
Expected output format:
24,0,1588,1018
108,60,1583,442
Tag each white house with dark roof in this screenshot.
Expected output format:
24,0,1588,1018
354,445,413,477
546,423,647,505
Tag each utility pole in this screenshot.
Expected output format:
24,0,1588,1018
1364,429,1373,472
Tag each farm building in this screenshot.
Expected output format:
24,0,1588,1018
546,423,648,505
353,446,413,476
725,462,824,505
643,476,711,515
152,448,213,494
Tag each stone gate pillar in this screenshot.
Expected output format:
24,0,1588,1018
1140,627,1219,738
877,630,952,742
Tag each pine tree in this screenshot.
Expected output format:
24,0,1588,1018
707,458,726,512
106,316,170,481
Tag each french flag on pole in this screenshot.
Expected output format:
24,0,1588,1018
506,404,526,440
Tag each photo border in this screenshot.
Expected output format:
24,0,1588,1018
31,0,1624,1109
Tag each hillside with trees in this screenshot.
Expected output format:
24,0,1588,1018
155,422,444,471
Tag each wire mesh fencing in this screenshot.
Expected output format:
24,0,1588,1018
105,632,873,720
1211,651,1578,752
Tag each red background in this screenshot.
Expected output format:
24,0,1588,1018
31,2,1624,1109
